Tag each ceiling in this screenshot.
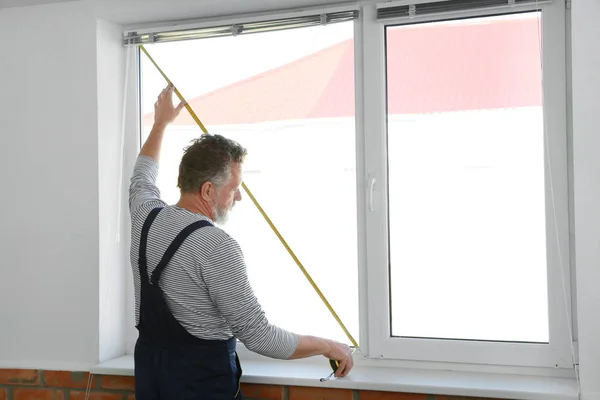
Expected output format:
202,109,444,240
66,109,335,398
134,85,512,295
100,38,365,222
0,0,74,7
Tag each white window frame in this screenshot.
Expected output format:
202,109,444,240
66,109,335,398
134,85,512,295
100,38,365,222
125,0,576,375
124,43,142,356
363,0,574,369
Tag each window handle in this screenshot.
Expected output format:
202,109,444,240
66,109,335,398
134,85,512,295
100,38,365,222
369,176,376,212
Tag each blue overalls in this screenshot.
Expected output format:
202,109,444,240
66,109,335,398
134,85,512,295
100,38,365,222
134,207,243,400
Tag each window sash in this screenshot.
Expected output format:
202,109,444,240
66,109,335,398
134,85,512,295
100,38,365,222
362,0,574,368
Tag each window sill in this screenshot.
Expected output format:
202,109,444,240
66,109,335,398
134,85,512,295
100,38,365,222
90,355,578,400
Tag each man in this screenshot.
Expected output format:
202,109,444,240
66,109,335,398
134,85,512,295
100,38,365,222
129,84,354,400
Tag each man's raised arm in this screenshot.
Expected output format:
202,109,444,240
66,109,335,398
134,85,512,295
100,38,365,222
129,84,186,214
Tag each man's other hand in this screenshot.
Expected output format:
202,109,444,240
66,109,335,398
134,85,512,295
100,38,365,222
323,341,354,377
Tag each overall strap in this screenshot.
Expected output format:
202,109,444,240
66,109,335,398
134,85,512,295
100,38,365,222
138,207,163,281
150,219,213,286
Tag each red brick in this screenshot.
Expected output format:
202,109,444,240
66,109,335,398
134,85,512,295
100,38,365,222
13,388,56,400
44,372,95,389
288,386,353,400
360,391,428,400
240,383,284,400
0,388,8,400
0,369,40,386
99,376,134,391
126,395,135,400
435,397,500,400
69,392,124,400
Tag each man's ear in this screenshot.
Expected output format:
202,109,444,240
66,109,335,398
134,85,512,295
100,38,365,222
200,181,213,202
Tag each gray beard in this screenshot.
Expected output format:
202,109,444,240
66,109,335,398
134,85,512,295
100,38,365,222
213,203,233,225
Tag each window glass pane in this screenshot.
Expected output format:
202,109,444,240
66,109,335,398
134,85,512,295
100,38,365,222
140,22,358,345
386,12,549,342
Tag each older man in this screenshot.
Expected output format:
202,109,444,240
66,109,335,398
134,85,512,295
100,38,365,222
129,84,354,400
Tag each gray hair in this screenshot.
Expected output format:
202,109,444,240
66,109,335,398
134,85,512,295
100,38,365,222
177,134,247,194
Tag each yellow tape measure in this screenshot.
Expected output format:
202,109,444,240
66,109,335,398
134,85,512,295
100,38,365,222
139,45,359,351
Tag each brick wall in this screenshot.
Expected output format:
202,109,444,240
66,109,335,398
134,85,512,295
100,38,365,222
0,369,501,400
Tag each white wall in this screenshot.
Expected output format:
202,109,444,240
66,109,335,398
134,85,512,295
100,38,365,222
0,2,100,369
0,2,599,398
571,1,600,399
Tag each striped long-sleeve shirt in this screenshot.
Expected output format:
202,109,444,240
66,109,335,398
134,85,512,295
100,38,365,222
128,155,299,359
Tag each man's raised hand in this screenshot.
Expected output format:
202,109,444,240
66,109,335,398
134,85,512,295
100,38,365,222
154,83,186,127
